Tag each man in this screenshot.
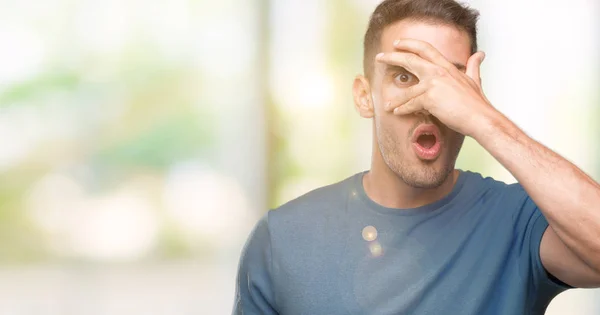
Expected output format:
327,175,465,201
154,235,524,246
233,0,600,314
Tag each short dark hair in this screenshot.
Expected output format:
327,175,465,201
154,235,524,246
363,0,480,79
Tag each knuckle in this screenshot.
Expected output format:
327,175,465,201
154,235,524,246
421,42,435,54
405,53,416,66
421,41,433,50
434,67,449,77
407,98,418,109
407,84,419,96
424,90,435,102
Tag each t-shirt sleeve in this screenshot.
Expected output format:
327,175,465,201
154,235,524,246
232,213,279,315
513,186,571,306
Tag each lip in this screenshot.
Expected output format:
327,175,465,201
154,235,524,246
411,124,443,161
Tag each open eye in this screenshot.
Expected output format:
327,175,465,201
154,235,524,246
394,72,417,85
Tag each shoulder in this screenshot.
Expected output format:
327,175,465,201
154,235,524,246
462,170,527,199
261,172,362,235
270,172,360,217
255,173,361,262
461,170,535,224
459,170,533,220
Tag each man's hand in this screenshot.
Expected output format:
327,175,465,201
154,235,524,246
376,39,498,138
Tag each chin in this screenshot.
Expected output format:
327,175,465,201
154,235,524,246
390,157,454,189
408,168,451,189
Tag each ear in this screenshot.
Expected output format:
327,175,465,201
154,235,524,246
352,75,374,118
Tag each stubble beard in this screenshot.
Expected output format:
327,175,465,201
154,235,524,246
375,119,464,189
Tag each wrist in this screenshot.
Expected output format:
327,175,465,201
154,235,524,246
469,108,511,144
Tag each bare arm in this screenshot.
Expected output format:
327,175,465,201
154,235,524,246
474,114,600,287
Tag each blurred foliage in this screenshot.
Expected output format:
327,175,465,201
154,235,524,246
269,0,365,208
327,0,365,177
0,169,49,262
95,111,211,169
0,41,215,262
0,71,81,107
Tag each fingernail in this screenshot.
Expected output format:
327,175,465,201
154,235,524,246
393,40,400,46
385,101,391,109
376,53,384,59
480,52,486,62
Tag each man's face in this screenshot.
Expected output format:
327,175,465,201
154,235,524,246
370,20,471,188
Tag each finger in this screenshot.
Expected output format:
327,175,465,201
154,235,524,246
393,39,455,70
384,82,429,112
466,51,485,89
393,93,428,116
376,51,437,79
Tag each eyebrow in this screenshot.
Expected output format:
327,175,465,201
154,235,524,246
385,63,466,73
453,63,466,72
385,65,410,74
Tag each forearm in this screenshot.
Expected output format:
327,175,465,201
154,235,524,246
474,113,600,272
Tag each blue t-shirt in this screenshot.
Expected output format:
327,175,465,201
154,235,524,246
233,170,570,314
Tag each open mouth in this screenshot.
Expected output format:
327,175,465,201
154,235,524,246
411,124,442,160
416,133,437,149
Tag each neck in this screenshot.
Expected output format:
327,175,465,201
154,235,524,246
363,154,459,210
